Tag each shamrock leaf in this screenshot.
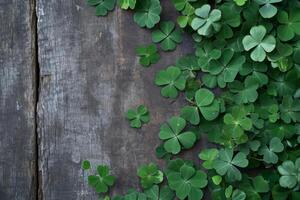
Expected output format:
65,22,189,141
134,0,161,28
167,164,208,200
159,116,196,154
118,0,136,9
87,0,116,16
228,79,259,104
196,42,221,69
195,88,220,121
218,4,241,39
137,163,164,189
126,105,150,128
253,176,270,193
242,25,276,62
234,0,248,6
277,9,300,41
136,44,160,67
206,49,245,85
123,190,147,200
152,21,183,51
155,66,186,99
198,148,219,169
145,185,175,200
255,0,283,18
224,105,253,138
82,160,91,170
240,62,269,86
175,55,200,78
258,137,284,164
280,96,300,123
180,106,200,125
278,158,300,189
88,165,116,194
171,0,196,12
213,148,249,181
191,4,222,36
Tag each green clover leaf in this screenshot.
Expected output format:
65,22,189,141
224,105,253,138
198,148,219,169
171,0,196,12
167,164,208,200
118,0,136,9
82,160,91,170
195,88,220,121
175,55,200,78
87,0,116,16
123,190,147,200
172,0,196,28
280,96,300,123
152,21,183,51
278,158,300,189
253,176,270,193
229,78,259,104
180,106,200,125
258,137,284,164
155,66,186,99
88,165,116,194
159,116,196,154
206,49,245,85
240,62,269,86
126,105,150,128
196,42,221,69
137,163,164,189
213,148,249,181
255,0,283,18
234,0,248,6
277,9,300,41
242,25,276,62
191,4,222,36
134,0,161,28
136,44,160,67
144,185,175,200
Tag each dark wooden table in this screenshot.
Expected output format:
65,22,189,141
0,0,198,199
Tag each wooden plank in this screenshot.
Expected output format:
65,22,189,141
0,0,37,199
37,0,194,199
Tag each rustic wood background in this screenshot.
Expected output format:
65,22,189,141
0,0,200,199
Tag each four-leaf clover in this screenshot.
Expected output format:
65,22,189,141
242,25,276,62
134,0,162,28
137,163,164,189
126,105,150,128
136,44,160,67
155,66,186,98
213,148,249,181
152,21,183,51
159,116,196,154
191,4,222,36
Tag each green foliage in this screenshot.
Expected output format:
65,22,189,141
159,116,196,154
136,44,160,67
126,105,150,128
152,21,182,51
137,163,164,189
85,0,300,199
134,0,161,28
87,0,116,16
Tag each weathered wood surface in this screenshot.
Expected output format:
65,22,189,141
37,0,194,199
0,0,37,199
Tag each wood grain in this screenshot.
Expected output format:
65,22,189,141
37,0,194,199
0,0,37,199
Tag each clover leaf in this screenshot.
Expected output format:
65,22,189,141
167,164,208,200
229,78,259,104
145,185,175,200
198,148,219,169
137,163,164,189
123,190,147,200
118,0,136,9
175,55,200,78
134,0,161,28
171,0,196,12
180,106,200,125
196,43,221,69
87,0,116,16
195,88,220,121
258,137,284,164
255,0,283,18
218,4,241,39
155,66,186,99
159,116,196,154
224,105,253,138
240,62,269,86
152,21,183,51
278,158,300,189
242,25,276,62
82,160,91,170
126,105,150,128
136,44,160,67
280,96,300,123
277,9,300,41
234,0,248,6
206,49,245,85
191,4,222,36
213,148,249,181
88,165,116,194
253,176,270,193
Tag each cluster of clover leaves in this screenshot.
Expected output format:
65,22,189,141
83,0,300,199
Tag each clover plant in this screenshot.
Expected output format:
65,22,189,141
85,0,300,199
